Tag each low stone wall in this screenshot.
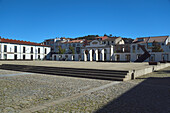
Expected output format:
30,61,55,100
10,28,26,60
132,63,170,79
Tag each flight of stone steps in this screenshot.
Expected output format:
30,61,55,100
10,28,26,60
0,64,132,81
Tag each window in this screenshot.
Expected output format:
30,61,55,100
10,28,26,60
38,48,40,54
162,54,168,61
132,45,136,53
23,47,25,53
108,41,110,45
73,44,75,47
137,45,140,50
45,48,47,54
148,43,153,47
125,54,130,61
14,46,17,53
4,54,7,60
38,55,40,59
4,45,7,52
149,54,155,62
31,47,33,53
115,55,120,61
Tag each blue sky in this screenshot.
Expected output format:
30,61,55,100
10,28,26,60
0,0,170,42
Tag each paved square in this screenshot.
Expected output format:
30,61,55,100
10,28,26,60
0,61,170,113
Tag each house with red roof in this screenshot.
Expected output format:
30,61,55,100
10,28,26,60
0,36,51,60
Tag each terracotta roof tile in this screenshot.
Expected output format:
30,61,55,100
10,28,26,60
103,37,120,41
147,36,168,43
133,36,169,44
96,36,108,40
0,38,50,47
133,37,149,44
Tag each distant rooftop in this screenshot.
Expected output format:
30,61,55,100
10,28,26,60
0,36,50,47
133,36,169,44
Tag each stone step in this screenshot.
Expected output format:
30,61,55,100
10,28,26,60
0,66,127,79
0,64,129,81
3,67,127,78
1,64,128,73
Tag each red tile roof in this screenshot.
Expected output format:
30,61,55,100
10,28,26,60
147,36,168,43
133,36,169,44
103,37,121,41
133,37,149,44
96,36,108,40
0,37,50,47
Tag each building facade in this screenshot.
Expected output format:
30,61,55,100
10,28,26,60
0,37,51,60
52,36,170,62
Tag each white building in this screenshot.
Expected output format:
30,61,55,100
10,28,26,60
0,37,51,60
52,36,170,62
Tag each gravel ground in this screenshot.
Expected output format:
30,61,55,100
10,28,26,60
0,69,21,75
35,67,170,113
1,66,170,113
0,71,111,113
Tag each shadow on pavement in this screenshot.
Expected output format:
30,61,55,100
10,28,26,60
95,77,170,113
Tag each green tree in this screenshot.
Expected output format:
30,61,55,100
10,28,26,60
69,46,75,54
152,41,164,52
58,46,65,54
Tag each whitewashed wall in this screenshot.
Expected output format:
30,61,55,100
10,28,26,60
0,43,50,60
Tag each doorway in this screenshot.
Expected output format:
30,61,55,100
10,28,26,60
14,54,17,60
31,55,33,60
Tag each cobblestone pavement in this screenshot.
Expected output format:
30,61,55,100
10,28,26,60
0,66,170,113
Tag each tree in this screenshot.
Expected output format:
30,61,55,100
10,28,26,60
69,46,75,54
152,41,164,52
58,46,65,54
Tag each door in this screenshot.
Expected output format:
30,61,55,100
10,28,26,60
14,54,17,60
31,55,33,60
23,55,25,60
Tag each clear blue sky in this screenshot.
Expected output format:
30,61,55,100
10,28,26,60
0,0,170,42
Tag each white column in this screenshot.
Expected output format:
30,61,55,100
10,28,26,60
89,49,92,61
95,49,98,61
110,45,113,61
83,50,87,61
101,49,104,61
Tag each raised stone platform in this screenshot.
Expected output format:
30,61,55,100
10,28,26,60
0,61,169,81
